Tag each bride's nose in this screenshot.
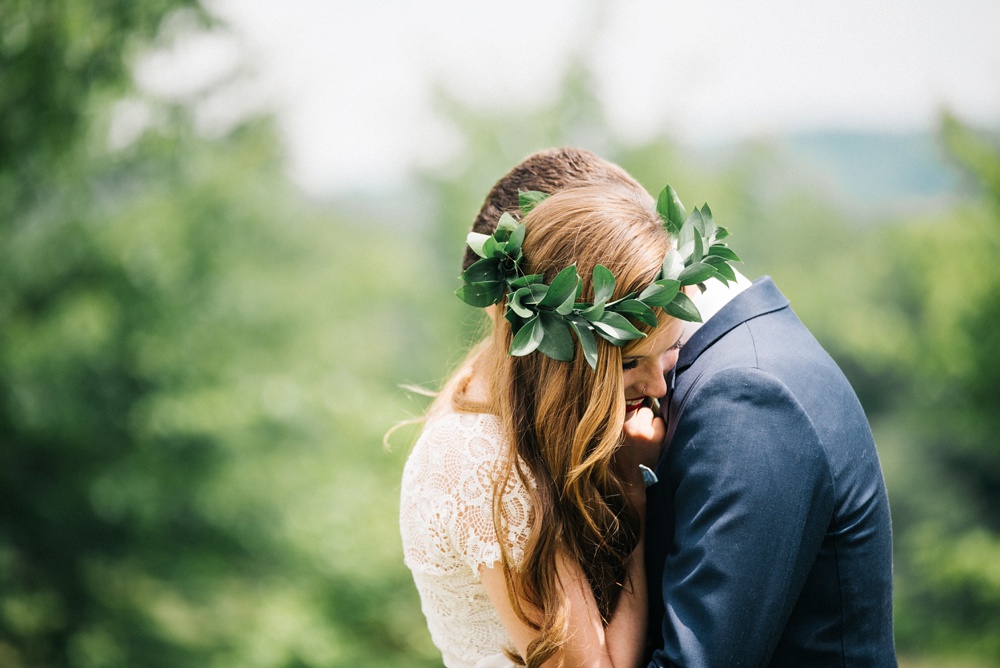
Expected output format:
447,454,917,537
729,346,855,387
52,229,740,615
640,364,669,398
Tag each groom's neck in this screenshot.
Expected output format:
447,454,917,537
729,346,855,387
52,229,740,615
681,270,753,343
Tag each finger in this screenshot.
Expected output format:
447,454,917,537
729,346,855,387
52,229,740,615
623,407,657,442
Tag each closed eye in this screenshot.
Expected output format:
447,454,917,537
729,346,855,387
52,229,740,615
623,336,683,371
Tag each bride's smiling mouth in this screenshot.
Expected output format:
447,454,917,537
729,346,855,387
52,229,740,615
625,398,646,414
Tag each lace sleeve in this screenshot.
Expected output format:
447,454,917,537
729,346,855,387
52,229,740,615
401,412,533,576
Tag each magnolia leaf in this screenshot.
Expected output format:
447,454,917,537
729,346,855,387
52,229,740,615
656,185,686,235
520,283,549,304
638,279,680,307
509,273,545,289
676,219,695,257
466,232,491,259
455,281,503,307
707,244,742,263
664,292,702,322
675,238,695,262
698,204,716,241
704,256,737,283
592,265,616,304
678,262,716,286
482,234,503,258
518,190,549,215
537,313,576,362
660,249,685,280
555,295,579,316
505,222,526,253
509,286,538,318
568,318,599,369
509,315,544,356
692,229,705,263
592,312,646,343
579,301,605,321
504,307,523,331
614,299,658,328
688,208,706,239
609,290,639,304
496,212,519,234
540,264,580,313
700,203,714,226
461,257,500,284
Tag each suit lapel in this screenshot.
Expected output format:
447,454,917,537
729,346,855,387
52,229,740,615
660,276,790,459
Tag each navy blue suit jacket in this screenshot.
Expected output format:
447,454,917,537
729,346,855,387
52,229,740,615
645,277,896,667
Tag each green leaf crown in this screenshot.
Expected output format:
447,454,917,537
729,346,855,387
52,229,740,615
456,185,742,369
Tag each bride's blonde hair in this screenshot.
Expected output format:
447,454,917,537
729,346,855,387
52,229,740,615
452,184,672,666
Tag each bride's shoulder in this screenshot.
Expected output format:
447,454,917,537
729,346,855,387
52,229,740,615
416,411,504,462
402,410,515,520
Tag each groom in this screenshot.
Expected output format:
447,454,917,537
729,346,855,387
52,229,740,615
466,147,897,667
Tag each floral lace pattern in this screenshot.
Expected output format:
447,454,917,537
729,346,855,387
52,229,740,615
400,411,533,668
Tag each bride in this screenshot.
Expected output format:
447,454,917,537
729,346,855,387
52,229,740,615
400,181,736,667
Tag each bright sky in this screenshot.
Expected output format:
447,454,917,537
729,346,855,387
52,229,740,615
137,0,1000,195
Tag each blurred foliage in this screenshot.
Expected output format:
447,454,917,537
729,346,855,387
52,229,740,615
0,0,206,206
0,3,998,667
0,3,444,666
0,100,443,667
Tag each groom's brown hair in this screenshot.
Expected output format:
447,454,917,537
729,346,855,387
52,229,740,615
463,147,647,272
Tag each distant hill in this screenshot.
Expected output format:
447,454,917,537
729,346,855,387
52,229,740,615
782,130,964,208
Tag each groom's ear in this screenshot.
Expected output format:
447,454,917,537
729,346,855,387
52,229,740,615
463,147,647,272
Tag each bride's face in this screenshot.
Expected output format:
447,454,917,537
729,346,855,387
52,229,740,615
621,318,685,416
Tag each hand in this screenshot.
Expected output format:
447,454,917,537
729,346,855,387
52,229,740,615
616,406,666,493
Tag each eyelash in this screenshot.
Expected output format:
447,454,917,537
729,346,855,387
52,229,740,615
622,341,684,370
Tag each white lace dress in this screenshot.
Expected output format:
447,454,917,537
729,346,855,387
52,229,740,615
399,411,533,668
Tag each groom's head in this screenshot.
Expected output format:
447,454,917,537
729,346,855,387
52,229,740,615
463,147,647,272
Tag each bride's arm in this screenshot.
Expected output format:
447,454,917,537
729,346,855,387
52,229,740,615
479,407,663,668
604,405,661,667
480,549,646,668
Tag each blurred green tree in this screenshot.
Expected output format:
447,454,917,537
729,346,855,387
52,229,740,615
0,0,205,209
868,117,1000,662
0,3,442,666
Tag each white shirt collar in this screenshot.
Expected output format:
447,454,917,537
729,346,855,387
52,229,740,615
680,269,753,344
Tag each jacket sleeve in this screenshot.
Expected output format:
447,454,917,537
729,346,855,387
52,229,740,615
647,366,835,668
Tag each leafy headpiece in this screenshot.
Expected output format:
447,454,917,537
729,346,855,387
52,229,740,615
456,186,741,369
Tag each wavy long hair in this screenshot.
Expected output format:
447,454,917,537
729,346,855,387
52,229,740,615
452,184,672,666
